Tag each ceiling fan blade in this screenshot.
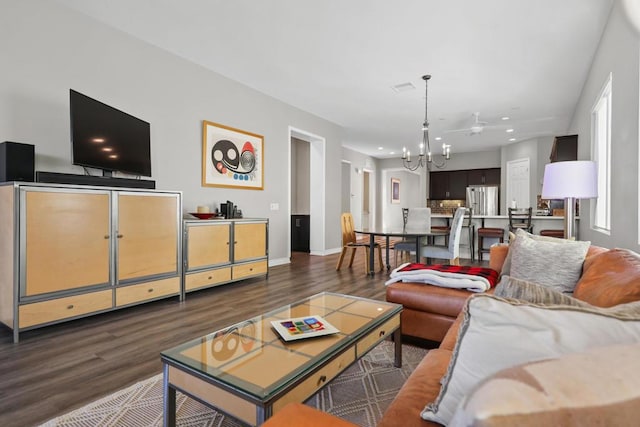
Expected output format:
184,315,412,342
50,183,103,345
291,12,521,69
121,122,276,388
443,127,472,134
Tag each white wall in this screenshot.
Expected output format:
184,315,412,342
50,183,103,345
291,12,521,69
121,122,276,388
380,169,421,229
0,0,346,264
569,1,640,250
341,147,378,229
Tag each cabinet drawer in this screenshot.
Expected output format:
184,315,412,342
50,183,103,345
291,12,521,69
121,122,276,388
273,346,356,413
356,314,400,357
232,260,267,280
185,267,231,291
19,289,112,328
116,277,180,307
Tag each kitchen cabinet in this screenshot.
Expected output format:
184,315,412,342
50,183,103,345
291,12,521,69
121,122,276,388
431,168,500,200
429,170,468,200
467,168,501,186
0,183,182,342
550,135,578,162
183,219,268,293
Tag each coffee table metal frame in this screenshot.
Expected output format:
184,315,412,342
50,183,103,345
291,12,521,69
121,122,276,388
161,292,402,426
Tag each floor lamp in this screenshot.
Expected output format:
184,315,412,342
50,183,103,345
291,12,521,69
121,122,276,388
541,161,598,239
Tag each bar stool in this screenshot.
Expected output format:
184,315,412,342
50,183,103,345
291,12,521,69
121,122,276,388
476,227,504,261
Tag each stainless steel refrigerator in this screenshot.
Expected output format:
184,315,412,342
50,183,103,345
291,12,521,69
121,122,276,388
466,185,499,216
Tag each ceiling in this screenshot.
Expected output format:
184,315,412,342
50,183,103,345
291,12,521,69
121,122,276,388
56,0,614,159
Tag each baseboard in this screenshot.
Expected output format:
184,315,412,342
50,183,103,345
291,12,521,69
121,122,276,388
269,257,290,267
310,247,342,256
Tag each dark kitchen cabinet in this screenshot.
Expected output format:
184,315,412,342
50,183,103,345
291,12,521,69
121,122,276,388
291,215,310,252
550,135,578,162
430,168,501,200
429,170,468,200
468,168,501,185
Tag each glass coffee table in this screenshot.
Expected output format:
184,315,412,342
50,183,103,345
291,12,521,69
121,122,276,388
161,292,402,426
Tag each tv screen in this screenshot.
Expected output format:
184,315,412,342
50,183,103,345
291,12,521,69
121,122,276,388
70,89,152,177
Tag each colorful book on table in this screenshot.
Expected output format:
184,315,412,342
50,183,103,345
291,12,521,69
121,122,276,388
270,315,339,341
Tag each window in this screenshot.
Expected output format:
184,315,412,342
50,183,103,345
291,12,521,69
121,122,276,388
591,73,612,233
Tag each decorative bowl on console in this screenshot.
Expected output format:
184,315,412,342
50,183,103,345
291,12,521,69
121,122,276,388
189,212,216,220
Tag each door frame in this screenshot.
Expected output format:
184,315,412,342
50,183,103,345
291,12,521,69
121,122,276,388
288,127,326,257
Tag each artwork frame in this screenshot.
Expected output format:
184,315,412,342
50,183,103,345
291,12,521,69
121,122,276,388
391,178,400,204
202,120,264,190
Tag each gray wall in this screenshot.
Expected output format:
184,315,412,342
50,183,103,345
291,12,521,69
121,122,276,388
341,147,378,229
570,1,640,250
291,137,310,215
0,0,346,264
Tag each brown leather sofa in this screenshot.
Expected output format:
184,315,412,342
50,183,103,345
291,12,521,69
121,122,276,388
263,245,640,427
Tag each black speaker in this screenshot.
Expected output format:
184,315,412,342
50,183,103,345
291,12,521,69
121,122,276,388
0,142,35,182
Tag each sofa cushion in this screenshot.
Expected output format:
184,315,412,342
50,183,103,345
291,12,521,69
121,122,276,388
508,229,590,293
420,294,640,426
449,342,640,427
500,229,578,276
574,248,640,307
494,275,587,306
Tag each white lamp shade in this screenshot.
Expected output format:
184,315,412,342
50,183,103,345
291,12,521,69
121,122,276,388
541,161,598,199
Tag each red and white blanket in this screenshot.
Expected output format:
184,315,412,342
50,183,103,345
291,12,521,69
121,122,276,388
385,263,499,292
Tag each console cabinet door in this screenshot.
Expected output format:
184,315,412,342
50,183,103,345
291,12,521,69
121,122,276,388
23,189,111,296
187,223,231,269
117,193,179,282
234,222,267,262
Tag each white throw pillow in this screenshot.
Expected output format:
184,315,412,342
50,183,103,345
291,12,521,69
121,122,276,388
449,342,640,427
421,294,640,425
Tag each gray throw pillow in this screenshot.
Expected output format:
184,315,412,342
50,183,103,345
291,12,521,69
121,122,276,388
495,275,585,306
509,231,590,293
501,229,576,277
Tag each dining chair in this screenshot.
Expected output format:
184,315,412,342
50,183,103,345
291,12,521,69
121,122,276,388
508,207,533,233
336,212,383,274
393,207,431,266
420,207,466,265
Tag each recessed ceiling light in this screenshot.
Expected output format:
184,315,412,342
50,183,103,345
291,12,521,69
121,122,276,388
102,147,113,152
501,116,510,121
91,138,105,143
506,129,514,133
390,151,395,155
509,138,516,142
435,137,442,141
378,146,384,150
108,154,118,159
391,82,415,93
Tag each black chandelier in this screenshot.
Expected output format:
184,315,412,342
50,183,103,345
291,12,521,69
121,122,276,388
402,75,451,171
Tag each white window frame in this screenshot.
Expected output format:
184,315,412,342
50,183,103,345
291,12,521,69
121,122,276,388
590,72,612,235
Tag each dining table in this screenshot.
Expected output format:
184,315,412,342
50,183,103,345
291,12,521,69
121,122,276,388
355,227,450,275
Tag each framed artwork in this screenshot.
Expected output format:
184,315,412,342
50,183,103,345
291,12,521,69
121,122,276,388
391,178,400,204
202,120,264,190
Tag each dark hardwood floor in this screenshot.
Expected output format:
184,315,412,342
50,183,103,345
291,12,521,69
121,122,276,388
0,251,484,427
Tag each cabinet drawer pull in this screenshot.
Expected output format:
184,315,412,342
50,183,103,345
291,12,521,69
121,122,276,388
104,235,110,239
234,241,238,244
317,375,327,386
226,241,230,245
249,268,253,272
148,288,154,293
67,304,74,310
117,234,124,239
379,330,386,337
208,276,213,280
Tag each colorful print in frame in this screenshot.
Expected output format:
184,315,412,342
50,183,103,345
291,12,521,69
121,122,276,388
391,178,400,204
202,120,264,190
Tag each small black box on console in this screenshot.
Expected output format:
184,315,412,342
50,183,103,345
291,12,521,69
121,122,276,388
0,141,35,182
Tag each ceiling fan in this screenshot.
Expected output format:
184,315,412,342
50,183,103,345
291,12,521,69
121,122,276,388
444,112,494,136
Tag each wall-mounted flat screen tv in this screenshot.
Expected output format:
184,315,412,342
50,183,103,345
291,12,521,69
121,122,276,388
70,89,152,177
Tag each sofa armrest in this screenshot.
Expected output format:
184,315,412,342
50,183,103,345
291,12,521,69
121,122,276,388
262,403,357,427
489,244,509,273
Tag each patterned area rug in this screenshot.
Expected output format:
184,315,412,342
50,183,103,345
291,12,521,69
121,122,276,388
40,341,428,427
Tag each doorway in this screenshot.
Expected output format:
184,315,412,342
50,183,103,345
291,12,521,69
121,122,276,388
289,127,326,257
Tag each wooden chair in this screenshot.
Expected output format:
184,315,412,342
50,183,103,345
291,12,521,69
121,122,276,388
508,207,533,234
336,213,383,274
477,227,504,261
